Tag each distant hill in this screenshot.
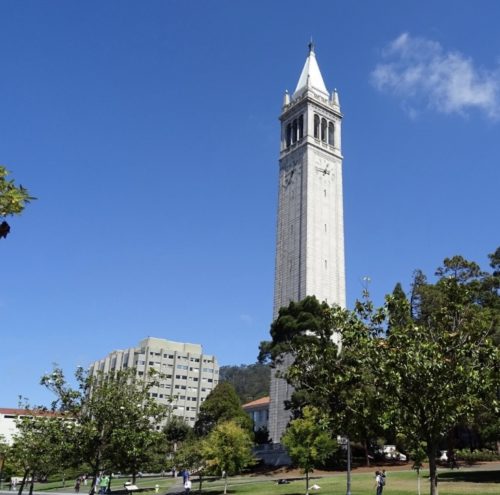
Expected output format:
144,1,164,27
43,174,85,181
219,363,270,404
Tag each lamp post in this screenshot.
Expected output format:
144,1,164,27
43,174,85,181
346,437,352,495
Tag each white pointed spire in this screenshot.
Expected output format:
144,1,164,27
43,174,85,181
293,41,329,99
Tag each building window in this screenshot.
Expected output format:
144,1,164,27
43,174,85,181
286,123,292,147
314,114,320,138
328,122,334,145
298,114,304,139
292,119,297,144
321,118,327,142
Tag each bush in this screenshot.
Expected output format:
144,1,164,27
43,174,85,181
455,449,500,463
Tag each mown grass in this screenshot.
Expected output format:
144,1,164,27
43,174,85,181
28,476,175,494
20,467,500,495
194,467,500,495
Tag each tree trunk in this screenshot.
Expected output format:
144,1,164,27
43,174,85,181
223,473,228,495
198,474,203,494
364,439,370,467
428,448,439,495
18,469,29,495
132,472,136,484
305,469,309,495
28,478,34,495
417,470,421,495
89,452,101,495
89,464,99,495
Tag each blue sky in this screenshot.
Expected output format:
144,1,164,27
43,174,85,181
1,1,499,407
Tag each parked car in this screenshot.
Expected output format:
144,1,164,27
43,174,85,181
379,445,407,461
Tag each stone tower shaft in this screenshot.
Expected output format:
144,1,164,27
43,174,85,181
269,45,346,443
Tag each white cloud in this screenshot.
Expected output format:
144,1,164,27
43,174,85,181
371,33,500,119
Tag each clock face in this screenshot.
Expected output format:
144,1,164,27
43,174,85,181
315,157,333,176
283,168,296,188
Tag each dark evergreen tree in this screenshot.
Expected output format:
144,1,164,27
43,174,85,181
193,383,252,436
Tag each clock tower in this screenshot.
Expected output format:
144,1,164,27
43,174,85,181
269,43,346,443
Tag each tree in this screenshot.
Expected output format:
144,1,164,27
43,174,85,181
0,435,11,489
282,407,336,495
174,440,207,492
41,367,169,493
10,413,73,495
0,166,34,239
202,421,254,495
258,296,385,466
163,416,192,455
259,251,500,495
194,383,252,436
382,253,500,495
409,442,426,495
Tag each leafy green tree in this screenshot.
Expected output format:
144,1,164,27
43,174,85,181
11,413,73,495
382,254,500,495
409,441,427,495
174,440,207,492
0,166,35,239
259,296,385,466
202,421,254,495
194,383,252,436
0,435,11,489
282,406,336,495
259,250,500,495
41,367,169,492
163,416,191,454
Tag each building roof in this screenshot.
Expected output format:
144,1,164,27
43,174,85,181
0,407,59,417
242,396,270,410
293,42,329,99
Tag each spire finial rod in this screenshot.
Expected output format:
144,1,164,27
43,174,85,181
308,37,315,54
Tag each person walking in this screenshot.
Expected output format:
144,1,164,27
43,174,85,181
375,470,385,495
99,475,109,495
75,478,81,493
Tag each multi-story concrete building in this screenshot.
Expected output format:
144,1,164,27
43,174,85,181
89,337,219,426
269,43,346,443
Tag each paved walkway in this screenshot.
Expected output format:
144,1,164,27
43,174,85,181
0,492,70,495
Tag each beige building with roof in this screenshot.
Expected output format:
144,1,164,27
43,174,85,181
242,396,270,432
89,337,219,426
0,408,59,445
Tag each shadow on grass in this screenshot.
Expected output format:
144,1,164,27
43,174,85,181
200,491,305,495
439,470,500,483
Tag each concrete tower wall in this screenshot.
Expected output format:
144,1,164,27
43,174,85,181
269,45,346,443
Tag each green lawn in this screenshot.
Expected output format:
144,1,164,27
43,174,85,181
193,467,500,495
28,476,175,494
17,466,500,495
